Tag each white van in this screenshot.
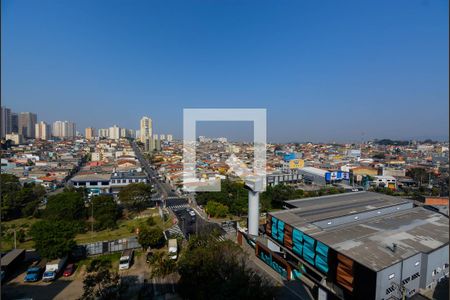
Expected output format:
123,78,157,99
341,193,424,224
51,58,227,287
119,249,134,270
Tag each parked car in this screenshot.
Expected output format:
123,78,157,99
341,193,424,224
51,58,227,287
24,266,42,282
63,264,75,277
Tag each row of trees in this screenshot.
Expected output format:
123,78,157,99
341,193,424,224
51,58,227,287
196,179,345,217
1,174,46,220
27,182,153,259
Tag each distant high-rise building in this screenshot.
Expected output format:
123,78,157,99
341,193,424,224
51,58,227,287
19,112,37,139
109,125,121,140
1,106,12,138
64,121,76,138
140,117,152,143
52,121,64,138
85,127,95,140
98,128,109,138
160,134,166,140
52,120,76,139
167,134,173,142
35,121,51,140
11,113,18,133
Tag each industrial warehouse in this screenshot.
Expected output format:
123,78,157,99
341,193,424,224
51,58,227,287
255,192,449,300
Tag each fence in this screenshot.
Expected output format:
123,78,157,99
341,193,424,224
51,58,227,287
82,236,141,256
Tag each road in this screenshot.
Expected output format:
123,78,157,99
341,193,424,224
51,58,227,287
132,141,178,200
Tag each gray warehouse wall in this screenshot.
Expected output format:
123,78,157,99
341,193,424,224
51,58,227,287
375,262,402,300
422,244,449,290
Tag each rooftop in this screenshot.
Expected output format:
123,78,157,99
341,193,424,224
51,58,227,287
270,192,449,271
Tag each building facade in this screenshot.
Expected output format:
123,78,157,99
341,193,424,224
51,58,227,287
18,112,37,139
255,192,449,300
140,116,152,143
1,106,12,138
35,121,51,140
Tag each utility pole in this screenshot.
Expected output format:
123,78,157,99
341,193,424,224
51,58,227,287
14,229,17,249
91,200,94,234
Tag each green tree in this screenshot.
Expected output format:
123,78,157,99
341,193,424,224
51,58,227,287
29,220,77,259
1,175,46,220
44,191,86,221
178,235,275,300
80,259,125,300
118,183,152,212
138,227,165,249
90,195,121,231
206,201,229,218
147,252,177,279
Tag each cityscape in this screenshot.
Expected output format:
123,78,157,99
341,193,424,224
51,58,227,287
1,1,449,300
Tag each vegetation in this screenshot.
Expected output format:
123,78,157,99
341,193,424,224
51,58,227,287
196,179,248,216
80,259,126,300
205,201,229,218
196,179,345,216
1,174,46,220
90,195,121,231
147,252,177,279
118,183,153,212
177,235,275,300
29,220,77,259
43,191,86,233
138,226,165,249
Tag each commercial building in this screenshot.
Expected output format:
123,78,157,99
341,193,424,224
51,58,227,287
85,127,95,140
35,121,51,140
258,192,448,300
1,106,12,138
140,116,152,143
18,112,37,139
11,112,18,133
167,134,173,142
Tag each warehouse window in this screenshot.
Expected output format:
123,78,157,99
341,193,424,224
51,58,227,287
402,277,410,285
415,261,420,266
411,272,420,280
386,286,396,294
388,273,395,280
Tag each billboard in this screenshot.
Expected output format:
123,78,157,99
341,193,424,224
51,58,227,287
325,171,350,182
283,153,298,162
289,159,304,169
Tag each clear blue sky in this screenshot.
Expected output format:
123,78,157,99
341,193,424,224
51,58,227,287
2,0,448,142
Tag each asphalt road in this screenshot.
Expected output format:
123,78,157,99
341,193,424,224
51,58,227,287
131,141,178,199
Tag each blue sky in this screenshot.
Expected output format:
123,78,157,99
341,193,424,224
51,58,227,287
2,0,448,142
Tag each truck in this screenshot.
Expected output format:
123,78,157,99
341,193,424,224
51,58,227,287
168,239,178,260
119,249,134,270
1,249,25,279
42,256,67,282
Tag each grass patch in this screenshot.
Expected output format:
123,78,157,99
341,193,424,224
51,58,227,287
1,208,173,251
1,217,38,252
75,209,173,244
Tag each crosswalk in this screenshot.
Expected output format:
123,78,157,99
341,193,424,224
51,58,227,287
165,224,183,238
168,204,190,210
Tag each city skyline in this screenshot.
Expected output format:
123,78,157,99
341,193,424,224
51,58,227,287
2,0,448,142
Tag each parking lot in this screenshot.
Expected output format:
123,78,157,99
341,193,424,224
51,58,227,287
1,254,84,300
2,250,180,300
